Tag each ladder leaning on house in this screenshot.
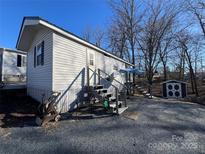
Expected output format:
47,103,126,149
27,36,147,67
86,66,128,115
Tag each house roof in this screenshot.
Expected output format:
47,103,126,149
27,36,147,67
0,47,27,55
16,16,133,66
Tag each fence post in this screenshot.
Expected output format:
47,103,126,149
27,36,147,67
115,87,119,114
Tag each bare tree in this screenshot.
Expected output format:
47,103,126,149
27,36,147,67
93,28,105,48
82,26,93,42
107,20,129,61
186,0,205,37
109,0,143,83
176,32,200,96
137,0,178,92
159,36,176,81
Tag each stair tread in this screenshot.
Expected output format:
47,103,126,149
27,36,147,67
109,96,116,101
117,107,128,114
109,101,122,108
93,85,104,89
104,93,112,96
95,88,108,93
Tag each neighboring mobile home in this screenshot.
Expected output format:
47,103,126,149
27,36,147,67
0,48,26,83
16,17,133,113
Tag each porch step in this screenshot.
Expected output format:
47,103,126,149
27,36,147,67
142,91,147,95
116,107,128,114
104,93,112,98
95,88,108,94
93,85,103,90
109,101,122,108
109,96,116,102
145,93,152,99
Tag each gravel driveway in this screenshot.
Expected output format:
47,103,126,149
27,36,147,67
1,96,205,154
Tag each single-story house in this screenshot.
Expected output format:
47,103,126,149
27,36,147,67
0,47,26,83
16,16,133,113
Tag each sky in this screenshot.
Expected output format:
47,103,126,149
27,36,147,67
0,0,112,49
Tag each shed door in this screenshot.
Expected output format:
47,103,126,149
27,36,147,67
166,83,182,98
87,49,96,85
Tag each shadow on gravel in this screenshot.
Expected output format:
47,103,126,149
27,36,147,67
0,89,39,128
60,105,115,121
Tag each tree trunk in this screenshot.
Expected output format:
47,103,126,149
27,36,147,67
162,62,167,81
185,49,199,96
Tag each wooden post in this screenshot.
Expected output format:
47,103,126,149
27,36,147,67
98,69,101,85
115,87,119,114
124,89,127,107
87,66,90,104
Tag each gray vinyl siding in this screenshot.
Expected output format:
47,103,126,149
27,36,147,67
53,32,126,113
27,28,53,102
53,32,87,112
2,51,26,76
0,49,26,82
97,53,126,93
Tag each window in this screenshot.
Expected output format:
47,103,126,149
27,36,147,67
22,56,26,67
89,53,94,66
34,41,44,67
17,55,22,67
17,55,26,67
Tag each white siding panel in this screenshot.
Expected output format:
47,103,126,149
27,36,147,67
53,33,87,112
27,28,53,102
95,51,126,92
53,32,126,112
2,51,26,76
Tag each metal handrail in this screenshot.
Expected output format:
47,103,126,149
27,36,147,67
89,68,118,89
98,68,128,91
98,68,127,107
88,67,119,113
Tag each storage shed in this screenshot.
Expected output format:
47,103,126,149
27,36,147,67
161,80,187,98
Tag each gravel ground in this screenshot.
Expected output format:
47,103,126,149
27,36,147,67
0,96,205,154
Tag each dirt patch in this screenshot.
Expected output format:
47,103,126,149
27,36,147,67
0,128,11,138
0,89,39,128
123,111,139,121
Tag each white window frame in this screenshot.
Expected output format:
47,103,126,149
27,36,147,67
17,55,26,67
36,41,43,66
89,53,94,66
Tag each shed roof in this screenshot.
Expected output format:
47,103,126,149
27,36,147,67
160,80,187,84
16,16,133,66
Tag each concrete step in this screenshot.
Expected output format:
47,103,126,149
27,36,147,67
113,107,128,114
118,107,128,114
